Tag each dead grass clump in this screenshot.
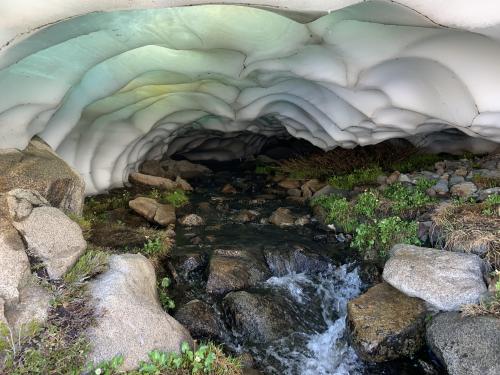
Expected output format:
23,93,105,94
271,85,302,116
462,299,500,318
432,201,500,268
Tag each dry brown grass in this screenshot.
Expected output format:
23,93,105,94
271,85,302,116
462,299,500,318
432,201,500,268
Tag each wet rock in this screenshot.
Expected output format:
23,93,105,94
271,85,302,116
129,197,176,226
129,172,177,190
426,312,500,375
175,176,193,192
222,291,297,343
264,245,330,276
179,214,205,226
140,160,166,178
206,249,270,296
417,221,433,243
269,207,295,227
160,159,212,180
221,184,237,194
174,300,222,340
234,209,259,223
294,215,310,226
287,188,302,197
347,282,427,362
450,181,477,198
383,244,487,311
278,178,301,190
88,254,192,371
0,137,85,214
170,251,209,279
13,205,86,279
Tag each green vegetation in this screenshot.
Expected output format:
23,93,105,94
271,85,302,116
140,236,165,256
351,217,420,258
148,188,189,208
328,167,382,190
311,195,357,232
390,153,441,173
64,247,109,284
91,342,242,375
255,165,276,175
354,191,379,218
158,277,175,311
471,174,500,189
382,179,435,214
67,212,93,238
85,190,132,220
482,194,500,215
462,269,500,318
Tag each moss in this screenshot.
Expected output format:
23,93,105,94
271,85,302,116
390,153,441,173
147,188,189,208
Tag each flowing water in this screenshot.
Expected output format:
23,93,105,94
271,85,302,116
168,165,437,375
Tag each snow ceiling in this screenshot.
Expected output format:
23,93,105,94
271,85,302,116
1,0,500,193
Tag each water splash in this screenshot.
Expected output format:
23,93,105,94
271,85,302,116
248,265,364,375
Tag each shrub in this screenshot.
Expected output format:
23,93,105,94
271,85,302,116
329,167,382,190
352,217,420,259
382,179,435,214
354,191,380,218
311,195,357,232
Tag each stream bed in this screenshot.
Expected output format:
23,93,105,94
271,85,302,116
166,164,437,375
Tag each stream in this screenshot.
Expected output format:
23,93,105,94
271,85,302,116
166,163,436,375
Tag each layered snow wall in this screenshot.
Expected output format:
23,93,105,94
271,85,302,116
1,1,500,193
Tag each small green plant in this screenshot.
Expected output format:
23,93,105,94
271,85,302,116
255,165,275,175
482,194,500,216
352,217,420,258
311,195,357,232
141,237,164,256
328,167,382,190
382,179,435,214
354,191,380,218
137,342,242,375
64,247,109,284
91,354,124,375
158,277,175,311
149,188,189,208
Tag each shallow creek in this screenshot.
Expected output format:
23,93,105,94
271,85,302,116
166,164,437,375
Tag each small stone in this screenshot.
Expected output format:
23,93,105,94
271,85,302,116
287,188,302,197
129,172,177,190
454,167,468,177
386,171,401,185
347,282,427,362
179,214,205,226
294,215,310,226
449,175,465,186
175,176,193,191
450,182,478,198
221,184,237,194
234,209,259,223
431,179,449,195
129,197,176,226
269,207,295,227
398,174,412,183
278,179,301,190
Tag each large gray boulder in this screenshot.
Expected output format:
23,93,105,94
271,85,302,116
159,159,212,180
383,245,488,311
0,137,85,214
426,312,500,375
12,205,86,280
88,254,192,371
